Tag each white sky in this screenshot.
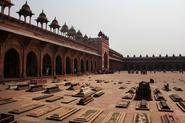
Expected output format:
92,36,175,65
9,0,185,57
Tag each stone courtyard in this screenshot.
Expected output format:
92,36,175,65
0,71,185,123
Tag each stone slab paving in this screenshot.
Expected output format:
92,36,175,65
0,71,185,123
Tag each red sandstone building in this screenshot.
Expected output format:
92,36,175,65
0,0,123,80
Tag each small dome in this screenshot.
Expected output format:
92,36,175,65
17,1,34,17
60,23,68,33
68,26,76,36
84,34,88,39
98,31,103,37
49,17,60,29
36,10,49,23
77,30,82,37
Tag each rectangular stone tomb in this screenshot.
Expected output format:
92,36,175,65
26,85,44,92
176,102,185,112
77,95,94,105
32,94,54,100
69,108,103,123
47,106,81,121
169,94,183,102
14,84,29,90
157,100,173,112
134,113,151,123
153,88,161,94
116,100,130,108
101,112,126,123
136,100,150,110
122,93,133,99
9,103,45,114
154,93,165,101
46,96,63,102
52,79,61,83
64,82,71,86
93,91,104,97
27,104,61,117
43,86,61,94
91,87,102,92
0,113,16,123
61,97,77,104
173,87,183,91
0,98,16,105
161,114,181,123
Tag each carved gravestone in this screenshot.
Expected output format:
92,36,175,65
163,83,171,91
0,113,16,123
157,100,173,112
134,81,152,101
177,102,185,112
116,100,130,108
136,100,149,110
161,114,181,123
169,94,183,102
134,113,150,123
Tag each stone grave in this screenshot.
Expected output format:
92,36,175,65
119,86,126,90
154,93,166,101
77,95,94,105
69,108,103,123
169,94,184,102
163,83,171,91
0,113,16,123
9,103,45,114
32,94,53,100
47,106,80,121
46,96,63,102
27,104,61,117
122,93,134,99
61,97,77,104
173,87,183,91
150,78,154,83
136,100,150,110
116,100,130,108
156,100,173,112
43,85,61,94
101,111,126,123
153,88,161,95
134,113,150,123
176,102,185,112
93,90,104,97
0,98,16,105
161,113,181,123
134,81,152,101
26,85,44,92
14,83,29,90
64,82,72,86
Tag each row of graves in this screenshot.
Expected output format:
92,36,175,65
116,79,184,123
0,78,108,123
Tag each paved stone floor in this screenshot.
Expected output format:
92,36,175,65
0,71,185,123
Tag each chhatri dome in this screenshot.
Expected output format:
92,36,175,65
17,1,34,23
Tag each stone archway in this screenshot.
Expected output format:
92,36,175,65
81,59,84,73
42,54,52,76
86,60,89,72
26,51,37,77
74,58,78,74
4,48,20,78
66,57,71,74
55,55,62,75
90,61,93,72
104,52,108,69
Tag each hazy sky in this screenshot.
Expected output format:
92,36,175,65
10,0,185,57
